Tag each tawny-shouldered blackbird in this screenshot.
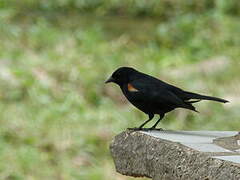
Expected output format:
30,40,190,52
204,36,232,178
105,67,228,130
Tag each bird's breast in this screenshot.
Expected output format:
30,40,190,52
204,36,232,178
120,84,150,113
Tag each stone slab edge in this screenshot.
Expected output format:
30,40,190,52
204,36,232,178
110,131,240,180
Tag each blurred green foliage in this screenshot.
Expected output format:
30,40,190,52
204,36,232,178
2,0,240,17
0,0,240,179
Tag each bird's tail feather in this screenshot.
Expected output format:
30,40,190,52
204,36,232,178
183,102,199,113
184,91,229,103
185,99,201,104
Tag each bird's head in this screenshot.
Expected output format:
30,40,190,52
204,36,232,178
105,67,137,86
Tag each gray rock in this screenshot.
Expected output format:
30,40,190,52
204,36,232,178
110,130,240,180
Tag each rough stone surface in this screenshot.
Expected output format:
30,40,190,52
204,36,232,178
110,131,240,180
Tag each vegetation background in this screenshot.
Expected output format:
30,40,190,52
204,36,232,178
0,0,240,179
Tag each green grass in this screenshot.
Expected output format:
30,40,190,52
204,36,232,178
0,2,240,179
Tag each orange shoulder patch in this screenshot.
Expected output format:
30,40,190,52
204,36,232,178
127,83,139,92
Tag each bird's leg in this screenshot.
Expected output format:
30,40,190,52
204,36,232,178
150,114,165,130
128,114,154,131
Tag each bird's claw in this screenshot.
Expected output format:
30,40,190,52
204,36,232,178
150,128,164,131
127,127,164,131
127,127,144,131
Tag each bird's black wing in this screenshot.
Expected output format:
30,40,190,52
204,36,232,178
138,74,198,102
130,78,187,107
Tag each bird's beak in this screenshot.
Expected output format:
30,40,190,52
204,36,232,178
105,77,114,83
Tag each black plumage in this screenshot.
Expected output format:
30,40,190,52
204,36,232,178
105,67,228,130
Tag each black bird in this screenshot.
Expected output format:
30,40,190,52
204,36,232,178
105,67,228,130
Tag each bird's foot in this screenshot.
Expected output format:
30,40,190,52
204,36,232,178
127,127,164,131
150,127,164,131
127,127,144,131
